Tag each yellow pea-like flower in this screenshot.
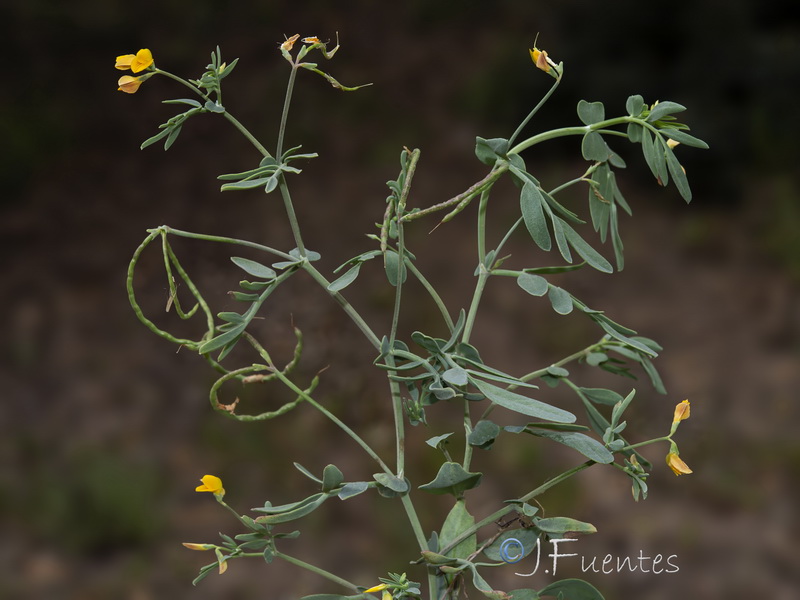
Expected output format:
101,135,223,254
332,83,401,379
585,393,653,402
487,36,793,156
364,584,388,593
117,75,145,94
195,474,225,496
115,49,153,73
666,452,693,476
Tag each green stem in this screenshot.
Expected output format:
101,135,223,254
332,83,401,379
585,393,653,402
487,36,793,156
508,73,562,146
508,116,638,155
252,339,393,476
404,259,455,332
277,177,307,256
277,65,299,158
620,436,671,452
438,461,594,556
153,225,294,260
154,69,272,158
302,263,382,349
223,112,272,157
461,268,489,346
399,165,507,224
515,340,607,386
274,551,361,593
462,400,474,471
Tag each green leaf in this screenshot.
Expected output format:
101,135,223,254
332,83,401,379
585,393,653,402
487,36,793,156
660,128,709,149
609,203,625,270
231,291,260,302
140,127,172,150
204,100,226,113
641,128,662,182
517,273,549,297
483,528,539,562
264,173,280,193
508,590,541,600
468,420,501,449
442,366,469,386
626,122,643,143
546,366,569,377
581,132,610,162
470,377,575,423
475,137,509,166
293,462,323,483
520,182,551,251
585,352,607,366
384,250,407,286
418,462,482,496
664,143,692,202
164,98,203,108
254,493,328,524
528,429,614,464
625,95,645,117
647,101,686,123
579,388,623,406
231,257,276,280
372,473,409,494
640,355,667,394
577,100,605,125
562,224,613,273
327,263,361,292
426,432,455,448
551,216,572,263
338,481,370,500
547,286,573,315
321,464,344,493
164,125,182,150
535,517,596,535
198,324,244,354
538,578,605,600
440,500,476,560
220,176,274,191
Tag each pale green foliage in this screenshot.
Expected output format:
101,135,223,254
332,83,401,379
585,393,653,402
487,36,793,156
121,37,705,600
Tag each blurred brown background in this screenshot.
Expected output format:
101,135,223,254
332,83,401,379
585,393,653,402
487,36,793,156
2,1,799,599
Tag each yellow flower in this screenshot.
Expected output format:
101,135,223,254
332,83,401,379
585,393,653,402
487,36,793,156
382,591,392,600
195,474,225,496
364,584,388,593
666,138,680,149
529,47,551,73
672,399,690,422
115,49,154,73
666,452,692,476
117,75,145,94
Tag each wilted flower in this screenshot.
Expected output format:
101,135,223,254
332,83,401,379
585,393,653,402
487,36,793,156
195,474,225,496
281,34,300,52
182,542,213,551
673,399,690,422
115,49,154,73
302,36,321,44
666,452,692,476
529,47,551,73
